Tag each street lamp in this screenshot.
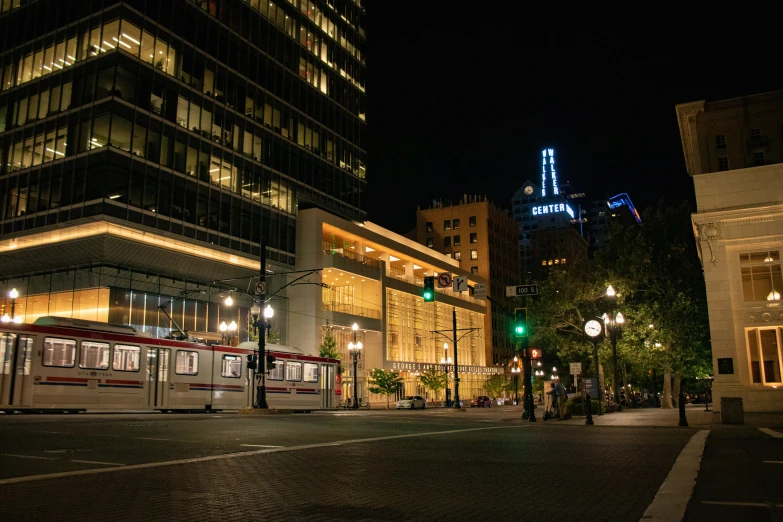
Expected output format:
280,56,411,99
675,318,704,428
347,323,363,409
250,302,274,409
510,355,522,406
219,321,228,344
2,288,20,323
228,321,237,345
224,291,234,307
440,342,452,407
605,284,624,411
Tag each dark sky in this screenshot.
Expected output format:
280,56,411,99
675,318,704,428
363,5,780,233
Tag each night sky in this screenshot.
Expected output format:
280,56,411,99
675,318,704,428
363,5,780,233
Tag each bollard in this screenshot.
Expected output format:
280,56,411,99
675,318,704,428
705,392,710,412
678,391,689,427
585,394,594,425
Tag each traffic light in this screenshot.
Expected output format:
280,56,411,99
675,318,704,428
266,354,276,371
423,276,435,302
514,308,528,338
246,354,257,370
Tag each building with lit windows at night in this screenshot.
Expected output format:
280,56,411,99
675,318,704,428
0,0,366,339
677,90,783,412
289,208,500,403
411,195,520,365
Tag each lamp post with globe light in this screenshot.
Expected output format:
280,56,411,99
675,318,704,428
440,342,452,407
2,288,21,323
604,285,625,411
510,356,522,406
348,323,363,409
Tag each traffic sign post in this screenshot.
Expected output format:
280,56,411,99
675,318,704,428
570,362,582,375
473,283,487,299
437,273,452,288
506,284,539,297
453,276,468,293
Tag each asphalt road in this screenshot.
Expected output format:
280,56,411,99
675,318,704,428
0,408,697,521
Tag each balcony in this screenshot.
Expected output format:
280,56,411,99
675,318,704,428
323,242,380,269
321,302,381,320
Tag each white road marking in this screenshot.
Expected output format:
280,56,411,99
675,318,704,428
240,444,283,448
702,500,783,507
1,454,57,460
640,429,710,522
762,461,783,464
758,428,783,439
0,425,520,485
43,450,68,453
70,460,125,466
135,437,196,442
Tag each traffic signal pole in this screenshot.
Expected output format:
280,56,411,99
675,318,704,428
522,335,535,422
255,236,269,409
452,307,461,409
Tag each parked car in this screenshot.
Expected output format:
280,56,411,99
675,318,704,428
396,396,426,409
471,396,492,408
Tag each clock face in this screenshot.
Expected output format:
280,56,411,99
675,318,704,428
584,320,603,338
524,186,534,195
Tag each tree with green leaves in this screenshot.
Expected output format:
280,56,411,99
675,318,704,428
419,369,448,404
368,368,403,409
483,374,507,400
318,321,340,359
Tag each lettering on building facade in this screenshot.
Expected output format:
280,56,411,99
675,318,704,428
387,361,503,375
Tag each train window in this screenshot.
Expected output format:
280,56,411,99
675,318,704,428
222,355,242,378
268,360,284,380
42,337,76,367
285,361,302,381
303,362,319,383
175,350,199,375
113,344,140,372
80,341,111,370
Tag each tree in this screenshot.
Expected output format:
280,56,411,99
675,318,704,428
483,374,507,399
368,368,403,409
419,369,448,403
318,322,340,359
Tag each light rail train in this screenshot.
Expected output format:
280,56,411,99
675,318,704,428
0,317,340,413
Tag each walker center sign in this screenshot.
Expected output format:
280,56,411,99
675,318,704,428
387,360,503,375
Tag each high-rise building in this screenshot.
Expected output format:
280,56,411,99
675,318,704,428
412,195,520,365
677,89,783,412
0,0,367,339
511,148,577,282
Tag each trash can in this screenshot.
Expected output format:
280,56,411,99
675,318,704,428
720,397,744,424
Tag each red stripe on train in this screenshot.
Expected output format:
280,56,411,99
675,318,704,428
46,376,89,383
105,379,143,385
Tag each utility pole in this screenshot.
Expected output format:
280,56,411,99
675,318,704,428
255,236,268,409
452,307,461,409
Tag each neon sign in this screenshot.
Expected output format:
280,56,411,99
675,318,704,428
532,203,575,219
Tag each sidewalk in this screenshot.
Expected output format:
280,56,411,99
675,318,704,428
558,404,712,428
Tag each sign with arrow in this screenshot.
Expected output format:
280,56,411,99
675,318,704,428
437,273,452,288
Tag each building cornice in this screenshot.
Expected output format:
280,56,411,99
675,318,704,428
675,100,705,176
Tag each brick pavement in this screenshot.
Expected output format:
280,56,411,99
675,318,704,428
684,424,783,521
0,419,696,522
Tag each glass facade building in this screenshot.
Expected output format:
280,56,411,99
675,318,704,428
0,0,366,337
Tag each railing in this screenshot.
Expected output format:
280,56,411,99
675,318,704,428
322,302,382,320
323,242,380,269
388,265,407,281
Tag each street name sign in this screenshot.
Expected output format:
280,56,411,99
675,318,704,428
473,283,487,299
506,284,539,297
570,362,582,375
453,276,468,293
437,272,452,288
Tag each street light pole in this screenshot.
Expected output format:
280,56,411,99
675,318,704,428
348,323,362,409
10,288,18,320
452,307,461,409
440,342,452,407
606,285,621,412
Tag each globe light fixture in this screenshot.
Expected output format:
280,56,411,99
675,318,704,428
264,304,274,318
616,312,625,324
0,314,10,323
768,290,781,301
224,292,233,307
219,321,228,332
606,284,616,298
9,288,19,299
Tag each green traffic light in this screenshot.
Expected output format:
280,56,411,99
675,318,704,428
515,325,524,335
423,291,432,300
